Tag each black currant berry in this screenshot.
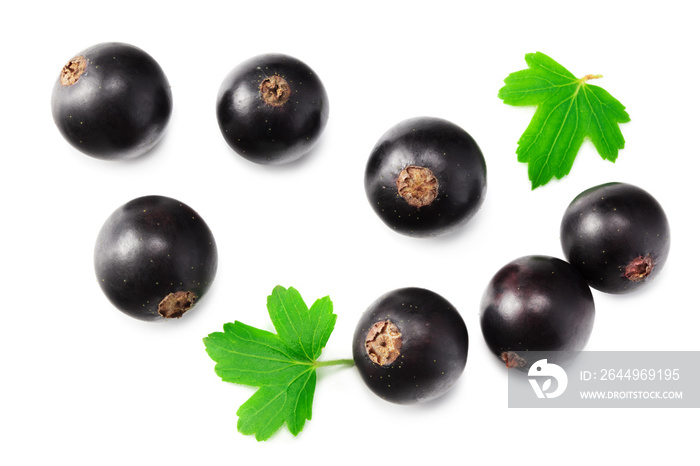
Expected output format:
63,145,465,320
561,182,670,294
216,53,329,165
353,287,469,404
364,117,487,237
94,196,217,321
51,42,172,160
480,256,595,370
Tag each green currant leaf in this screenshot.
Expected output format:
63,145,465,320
203,285,352,441
498,52,631,189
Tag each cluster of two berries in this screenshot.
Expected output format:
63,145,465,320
482,182,670,372
51,42,327,163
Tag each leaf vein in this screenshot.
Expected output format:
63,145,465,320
557,93,580,174
521,92,576,158
276,292,313,361
206,338,300,364
582,85,613,155
533,85,580,184
533,62,577,82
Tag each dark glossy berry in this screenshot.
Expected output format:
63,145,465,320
364,117,487,237
216,53,329,165
51,42,172,160
353,287,468,404
561,182,670,294
480,255,595,370
94,196,217,321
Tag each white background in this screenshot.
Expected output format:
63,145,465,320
2,0,698,463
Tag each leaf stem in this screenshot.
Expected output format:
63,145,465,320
315,358,355,368
580,74,603,83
